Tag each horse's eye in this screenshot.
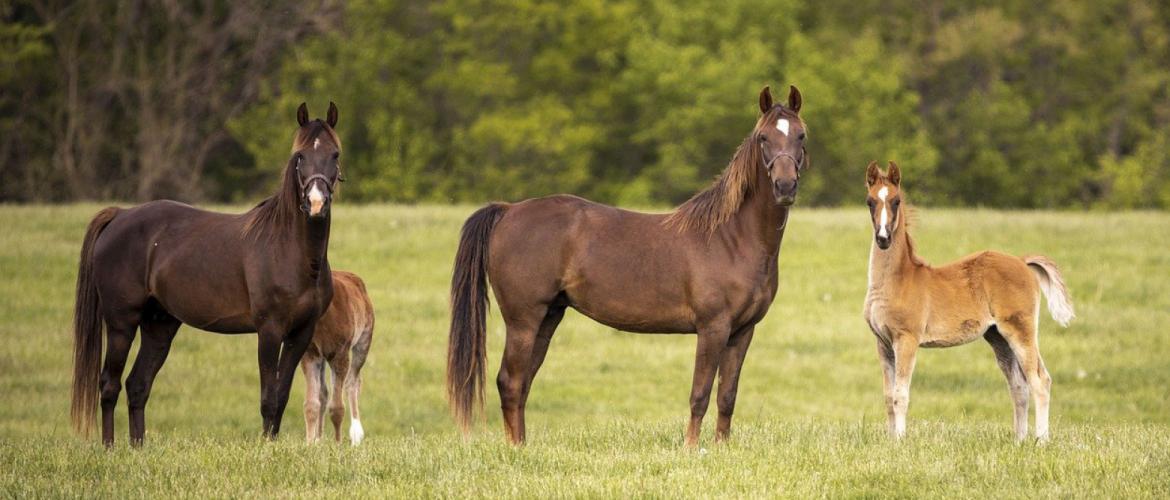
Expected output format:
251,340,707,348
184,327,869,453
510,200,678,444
758,135,767,142
798,133,806,141
332,152,340,161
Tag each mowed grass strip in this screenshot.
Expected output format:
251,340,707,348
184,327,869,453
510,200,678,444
1,204,1168,497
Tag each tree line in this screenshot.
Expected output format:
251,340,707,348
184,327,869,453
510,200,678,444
3,0,1168,208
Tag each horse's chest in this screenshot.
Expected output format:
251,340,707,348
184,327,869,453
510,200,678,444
253,281,329,327
864,292,895,341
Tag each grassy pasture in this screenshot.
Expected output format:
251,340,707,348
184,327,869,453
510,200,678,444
0,203,1168,497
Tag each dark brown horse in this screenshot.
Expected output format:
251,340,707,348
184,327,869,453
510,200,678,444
447,86,809,446
71,103,343,446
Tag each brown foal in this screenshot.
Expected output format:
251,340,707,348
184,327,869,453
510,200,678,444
862,161,1074,441
448,86,809,446
301,270,374,445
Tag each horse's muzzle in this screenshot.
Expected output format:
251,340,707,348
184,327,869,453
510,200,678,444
774,180,798,206
303,180,331,218
875,233,891,250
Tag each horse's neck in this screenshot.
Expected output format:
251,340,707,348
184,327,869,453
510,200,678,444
298,216,331,263
867,229,916,291
723,175,788,255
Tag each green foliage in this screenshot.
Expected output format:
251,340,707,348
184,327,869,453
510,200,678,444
6,0,1170,207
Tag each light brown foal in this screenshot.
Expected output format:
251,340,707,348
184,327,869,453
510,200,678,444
862,161,1074,441
301,270,374,445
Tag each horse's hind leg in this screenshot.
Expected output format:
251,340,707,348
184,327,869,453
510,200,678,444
520,306,565,409
998,319,1052,441
714,325,756,442
497,310,544,445
125,310,180,446
99,316,138,447
345,328,372,445
300,350,326,443
984,328,1030,441
327,353,349,442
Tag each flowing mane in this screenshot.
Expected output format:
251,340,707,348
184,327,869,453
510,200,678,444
664,106,798,234
899,203,929,267
243,120,341,239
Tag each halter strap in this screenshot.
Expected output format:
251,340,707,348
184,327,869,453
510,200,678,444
762,147,806,176
296,160,335,193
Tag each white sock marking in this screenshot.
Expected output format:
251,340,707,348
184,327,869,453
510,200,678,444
777,118,790,136
349,419,364,445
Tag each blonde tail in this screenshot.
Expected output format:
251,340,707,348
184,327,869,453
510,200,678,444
1025,255,1075,327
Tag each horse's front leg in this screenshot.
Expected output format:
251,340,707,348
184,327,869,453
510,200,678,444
890,333,919,439
257,325,283,439
875,337,896,436
266,320,317,438
714,325,756,442
685,323,732,448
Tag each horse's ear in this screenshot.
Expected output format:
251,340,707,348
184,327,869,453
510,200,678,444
297,103,309,127
759,86,773,114
787,85,802,113
887,160,901,186
327,101,339,128
866,161,881,187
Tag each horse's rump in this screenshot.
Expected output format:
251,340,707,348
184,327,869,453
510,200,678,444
312,271,374,357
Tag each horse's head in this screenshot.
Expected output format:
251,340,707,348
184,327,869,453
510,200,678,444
755,85,808,206
292,102,342,219
865,160,903,250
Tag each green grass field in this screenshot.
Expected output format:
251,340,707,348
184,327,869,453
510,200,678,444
1,204,1168,497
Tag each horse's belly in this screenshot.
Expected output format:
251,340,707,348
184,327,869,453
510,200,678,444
920,317,990,348
163,300,255,333
569,295,695,334
576,310,695,334
151,271,255,332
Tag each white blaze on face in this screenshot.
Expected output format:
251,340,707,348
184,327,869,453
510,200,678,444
308,183,326,215
877,186,890,238
313,138,321,150
777,118,790,136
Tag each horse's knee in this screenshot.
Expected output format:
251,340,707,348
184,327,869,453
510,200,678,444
689,391,711,417
304,395,322,414
717,392,737,417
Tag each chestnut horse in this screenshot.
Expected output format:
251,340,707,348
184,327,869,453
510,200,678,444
447,86,809,446
301,270,374,445
862,161,1074,441
71,103,343,446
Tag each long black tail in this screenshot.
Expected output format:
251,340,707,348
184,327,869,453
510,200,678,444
446,203,507,435
71,207,119,437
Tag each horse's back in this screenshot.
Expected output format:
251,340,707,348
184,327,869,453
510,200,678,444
935,250,1036,295
487,194,699,333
